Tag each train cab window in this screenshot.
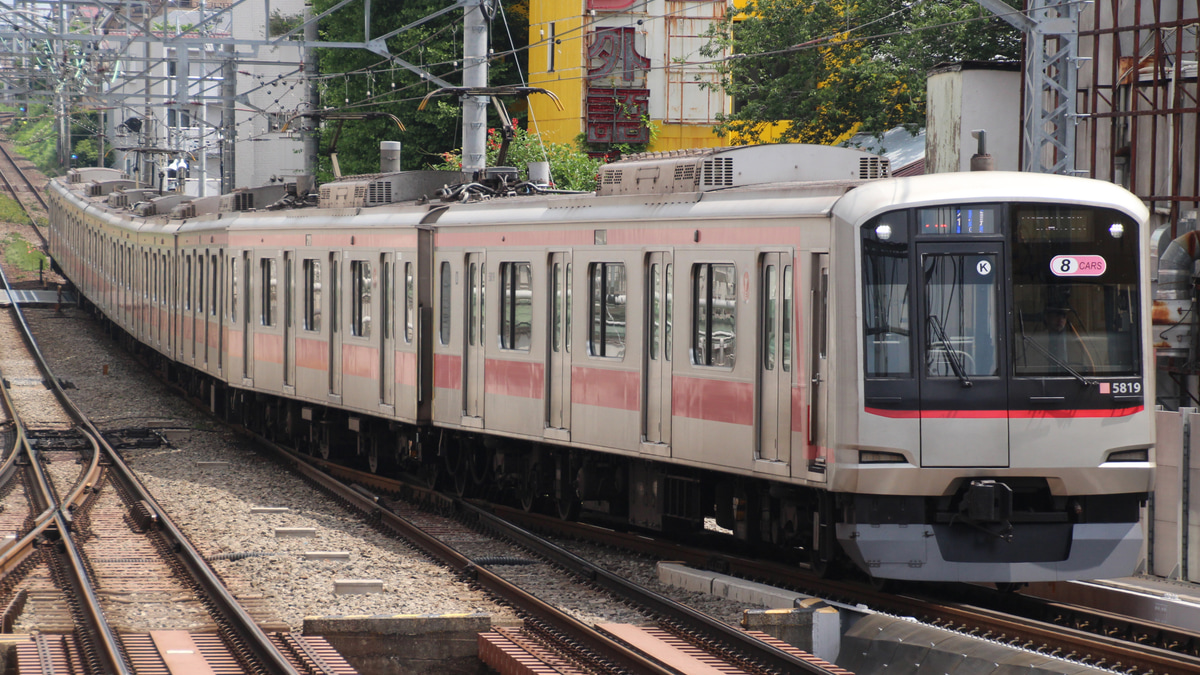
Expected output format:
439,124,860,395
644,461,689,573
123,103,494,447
692,263,736,367
351,260,372,338
261,258,278,326
405,262,415,343
1012,206,1140,377
439,261,451,345
588,262,626,358
862,212,911,377
500,262,532,350
303,259,321,331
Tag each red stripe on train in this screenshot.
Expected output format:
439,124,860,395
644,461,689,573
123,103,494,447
865,406,1144,419
672,376,754,426
485,359,545,399
572,366,640,411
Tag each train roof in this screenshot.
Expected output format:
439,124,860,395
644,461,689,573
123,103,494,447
52,144,1149,233
831,170,1151,226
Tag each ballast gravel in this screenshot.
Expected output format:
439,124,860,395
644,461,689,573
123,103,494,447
23,306,761,631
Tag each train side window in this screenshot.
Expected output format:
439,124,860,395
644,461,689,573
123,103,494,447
405,262,415,343
261,258,278,326
439,261,452,345
351,260,372,338
692,263,737,367
782,265,793,372
302,258,321,331
198,254,206,314
665,264,672,362
862,212,911,377
210,255,218,316
588,262,626,358
230,255,239,322
185,256,192,310
500,262,532,351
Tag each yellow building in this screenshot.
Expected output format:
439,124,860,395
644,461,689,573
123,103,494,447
527,0,734,153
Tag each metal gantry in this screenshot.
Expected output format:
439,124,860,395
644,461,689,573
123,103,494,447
0,0,493,189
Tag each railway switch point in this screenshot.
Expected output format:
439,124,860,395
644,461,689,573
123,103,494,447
333,579,384,595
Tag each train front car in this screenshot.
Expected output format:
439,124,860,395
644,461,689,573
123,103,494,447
834,172,1152,583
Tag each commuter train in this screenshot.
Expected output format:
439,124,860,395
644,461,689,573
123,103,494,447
46,144,1153,583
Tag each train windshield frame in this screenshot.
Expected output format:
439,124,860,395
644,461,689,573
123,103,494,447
861,203,1142,414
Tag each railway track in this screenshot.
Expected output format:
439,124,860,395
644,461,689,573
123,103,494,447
0,264,353,674
224,432,848,675
0,138,48,245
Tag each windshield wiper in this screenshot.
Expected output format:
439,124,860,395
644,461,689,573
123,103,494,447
927,315,972,388
1021,335,1093,386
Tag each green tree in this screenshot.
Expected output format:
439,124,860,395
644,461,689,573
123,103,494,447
314,0,528,180
702,0,1021,144
434,126,601,192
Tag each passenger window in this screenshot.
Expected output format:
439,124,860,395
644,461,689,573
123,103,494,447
692,263,737,367
500,262,532,350
303,259,321,331
439,261,451,345
351,260,372,338
588,262,626,358
230,255,239,322
261,258,277,326
405,262,415,343
211,256,218,316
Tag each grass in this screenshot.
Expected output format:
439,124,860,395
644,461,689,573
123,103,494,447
0,195,30,225
2,233,47,272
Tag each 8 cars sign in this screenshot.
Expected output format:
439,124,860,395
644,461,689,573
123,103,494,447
1050,255,1106,277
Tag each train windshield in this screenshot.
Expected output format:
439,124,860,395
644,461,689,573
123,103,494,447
1011,206,1140,377
862,203,1141,403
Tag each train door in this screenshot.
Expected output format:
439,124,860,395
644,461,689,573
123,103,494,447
463,252,486,424
379,252,396,410
757,252,791,464
329,253,343,400
916,243,1009,467
283,250,295,390
642,251,672,452
807,254,829,480
241,251,253,384
546,252,571,438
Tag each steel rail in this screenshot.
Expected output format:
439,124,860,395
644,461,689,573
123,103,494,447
0,140,48,211
0,263,302,675
267,442,685,675
0,263,129,673
289,451,844,675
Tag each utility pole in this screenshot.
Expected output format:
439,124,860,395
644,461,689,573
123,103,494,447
461,0,489,174
221,43,236,193
304,4,320,179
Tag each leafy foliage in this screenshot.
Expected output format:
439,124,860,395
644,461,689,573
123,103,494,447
434,126,601,192
313,0,528,180
5,105,62,176
702,0,1022,144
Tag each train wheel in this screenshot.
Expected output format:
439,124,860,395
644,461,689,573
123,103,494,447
554,454,580,520
442,437,470,498
809,493,841,579
367,440,381,474
518,461,540,513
